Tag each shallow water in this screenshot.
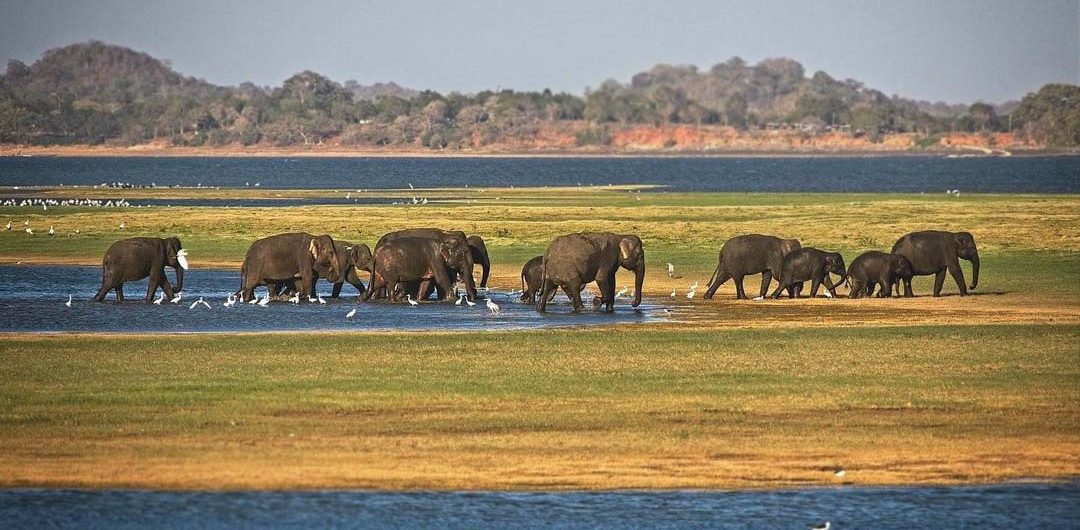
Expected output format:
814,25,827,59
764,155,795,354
0,196,391,207
0,265,663,333
1,482,1077,529
1,156,1077,192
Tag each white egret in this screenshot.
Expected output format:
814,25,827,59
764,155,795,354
810,523,830,530
670,289,676,298
406,294,419,306
288,292,300,304
345,308,356,319
833,469,846,478
24,228,33,235
317,295,326,304
308,297,318,303
154,292,165,305
455,295,464,306
247,296,258,305
465,296,476,307
686,288,696,299
170,292,182,304
119,222,126,230
666,262,679,278
190,297,211,309
48,225,55,236
5,221,10,230
23,219,28,226
615,287,629,299
486,298,501,314
65,294,72,307
257,296,270,307
74,229,81,235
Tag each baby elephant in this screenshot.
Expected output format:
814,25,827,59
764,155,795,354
770,248,846,299
519,256,545,303
846,251,914,298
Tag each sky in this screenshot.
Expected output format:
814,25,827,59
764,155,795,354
0,0,1077,103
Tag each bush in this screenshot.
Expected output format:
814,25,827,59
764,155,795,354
575,126,612,146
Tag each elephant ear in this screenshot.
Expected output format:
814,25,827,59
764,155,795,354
619,238,636,261
308,239,320,262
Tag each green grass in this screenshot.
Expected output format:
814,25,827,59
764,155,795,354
1,324,1077,489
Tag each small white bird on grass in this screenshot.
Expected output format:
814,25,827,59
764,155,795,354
23,219,29,226
670,289,676,298
666,262,682,278
5,221,11,231
154,292,165,305
486,298,501,314
406,294,419,306
24,228,33,235
48,225,55,236
65,294,72,307
118,222,126,230
833,469,846,478
189,297,211,310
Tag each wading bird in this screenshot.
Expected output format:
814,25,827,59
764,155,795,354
154,292,165,305
455,295,464,306
486,298,501,314
345,308,356,319
615,287,629,300
317,295,326,304
810,523,830,530
257,296,270,307
65,294,72,307
190,297,211,310
666,262,682,278
288,292,300,304
170,293,182,304
406,294,419,306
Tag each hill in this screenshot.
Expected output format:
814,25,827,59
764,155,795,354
0,41,1076,151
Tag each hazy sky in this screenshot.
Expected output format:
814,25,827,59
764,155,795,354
1,0,1076,103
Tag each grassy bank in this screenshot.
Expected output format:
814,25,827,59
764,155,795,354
1,325,1077,490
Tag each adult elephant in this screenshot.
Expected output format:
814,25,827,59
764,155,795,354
891,230,979,297
846,251,914,299
376,228,477,301
363,236,472,303
94,237,188,302
703,234,801,300
537,232,645,313
270,241,373,299
467,235,491,289
237,232,341,302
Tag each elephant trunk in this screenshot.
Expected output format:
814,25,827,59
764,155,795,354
834,270,847,293
631,260,645,307
969,251,979,290
463,257,478,301
174,265,184,293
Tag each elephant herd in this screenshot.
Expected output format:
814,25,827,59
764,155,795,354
94,228,979,310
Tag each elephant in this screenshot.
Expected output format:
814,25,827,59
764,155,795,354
519,255,545,303
94,237,188,302
703,234,802,300
891,230,979,297
537,232,645,313
769,248,846,299
467,235,490,289
269,241,373,299
846,251,914,299
363,236,472,303
375,228,477,301
237,232,341,302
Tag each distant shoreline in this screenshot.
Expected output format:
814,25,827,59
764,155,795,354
3,144,1074,159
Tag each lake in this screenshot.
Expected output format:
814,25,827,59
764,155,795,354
0,265,663,333
1,155,1078,192
1,482,1077,529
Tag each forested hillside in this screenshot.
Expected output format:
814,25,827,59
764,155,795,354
1,41,1076,149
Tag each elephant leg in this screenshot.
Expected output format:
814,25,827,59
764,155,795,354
94,277,113,302
902,277,914,298
704,267,728,299
809,276,822,298
331,281,343,298
933,270,947,297
947,259,969,296
821,275,837,297
734,275,747,299
567,279,585,312
758,271,773,299
146,273,159,302
537,278,555,312
115,284,125,303
431,265,454,302
153,270,176,301
362,273,383,302
847,279,862,299
350,276,367,296
769,280,787,299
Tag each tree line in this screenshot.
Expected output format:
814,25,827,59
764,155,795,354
0,41,1076,148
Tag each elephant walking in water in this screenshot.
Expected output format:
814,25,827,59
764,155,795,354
537,232,645,313
94,237,188,302
703,234,801,300
363,236,473,303
374,228,478,302
237,232,341,302
891,231,979,297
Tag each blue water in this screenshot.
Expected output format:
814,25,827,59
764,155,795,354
0,196,390,207
0,265,662,333
1,482,1077,529
1,156,1077,192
